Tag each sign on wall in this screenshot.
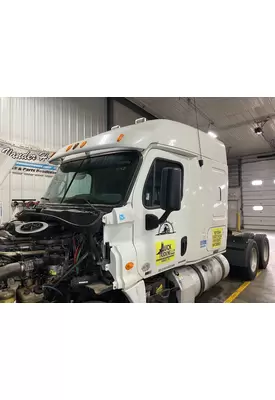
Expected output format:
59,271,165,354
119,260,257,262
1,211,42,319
0,141,57,175
13,161,57,174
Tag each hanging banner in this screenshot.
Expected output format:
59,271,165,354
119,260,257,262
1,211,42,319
0,141,57,175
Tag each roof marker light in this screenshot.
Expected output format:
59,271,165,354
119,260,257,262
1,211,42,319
80,140,87,148
117,134,124,142
73,142,79,150
66,144,72,152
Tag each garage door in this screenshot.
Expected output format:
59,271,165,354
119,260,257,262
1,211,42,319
242,159,275,230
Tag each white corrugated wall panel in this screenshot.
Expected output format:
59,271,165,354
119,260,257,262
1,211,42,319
242,159,275,230
0,174,10,223
0,97,106,222
0,97,107,151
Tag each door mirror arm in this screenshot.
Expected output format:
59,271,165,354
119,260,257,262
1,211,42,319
145,210,174,231
158,210,171,225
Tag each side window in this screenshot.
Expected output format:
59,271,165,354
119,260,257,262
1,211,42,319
143,159,183,208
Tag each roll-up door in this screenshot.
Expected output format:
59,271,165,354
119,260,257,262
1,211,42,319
242,159,275,230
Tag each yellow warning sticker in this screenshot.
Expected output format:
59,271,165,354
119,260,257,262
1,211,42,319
156,240,176,266
212,227,223,249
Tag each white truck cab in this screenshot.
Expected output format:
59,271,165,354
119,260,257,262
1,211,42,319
49,119,231,302
0,119,269,303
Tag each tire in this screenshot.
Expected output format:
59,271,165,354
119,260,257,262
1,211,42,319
254,234,270,269
242,239,259,281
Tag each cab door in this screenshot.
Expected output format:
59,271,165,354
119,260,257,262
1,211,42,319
132,149,190,279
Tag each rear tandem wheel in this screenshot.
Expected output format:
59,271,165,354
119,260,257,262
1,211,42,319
225,237,260,281
254,234,269,269
242,239,259,281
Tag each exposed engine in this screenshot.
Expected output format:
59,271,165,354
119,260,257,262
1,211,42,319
0,205,114,303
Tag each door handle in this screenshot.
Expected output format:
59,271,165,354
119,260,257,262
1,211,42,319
181,236,187,256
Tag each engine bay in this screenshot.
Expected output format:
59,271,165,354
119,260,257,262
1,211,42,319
0,205,116,303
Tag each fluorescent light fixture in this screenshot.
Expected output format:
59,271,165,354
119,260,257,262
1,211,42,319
253,206,263,211
208,131,217,139
252,180,263,186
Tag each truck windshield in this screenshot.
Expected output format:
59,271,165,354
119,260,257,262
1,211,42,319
42,151,140,205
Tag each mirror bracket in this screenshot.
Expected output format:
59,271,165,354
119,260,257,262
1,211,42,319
145,210,172,231
158,210,171,225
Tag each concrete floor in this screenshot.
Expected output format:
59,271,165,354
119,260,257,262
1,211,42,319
197,231,275,303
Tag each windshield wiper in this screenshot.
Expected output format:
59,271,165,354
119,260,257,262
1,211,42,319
41,197,49,201
64,196,99,212
60,160,85,204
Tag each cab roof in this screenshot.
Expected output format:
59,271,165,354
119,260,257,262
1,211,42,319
49,119,227,165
